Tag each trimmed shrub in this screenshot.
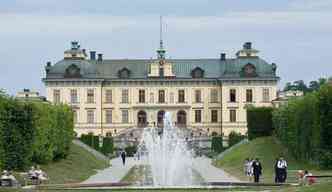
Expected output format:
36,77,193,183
125,145,137,157
79,134,114,156
211,136,223,153
247,107,274,140
228,131,245,147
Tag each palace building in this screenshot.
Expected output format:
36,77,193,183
43,40,279,137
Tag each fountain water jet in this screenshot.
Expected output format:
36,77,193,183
139,112,194,186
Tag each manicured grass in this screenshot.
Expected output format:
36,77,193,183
214,136,320,183
274,182,332,192
39,143,109,184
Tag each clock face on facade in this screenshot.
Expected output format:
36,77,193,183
159,60,165,66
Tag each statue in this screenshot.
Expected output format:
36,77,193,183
272,63,277,75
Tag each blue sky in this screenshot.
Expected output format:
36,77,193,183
0,0,332,95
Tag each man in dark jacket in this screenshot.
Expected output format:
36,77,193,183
274,158,280,183
253,158,262,183
121,150,126,166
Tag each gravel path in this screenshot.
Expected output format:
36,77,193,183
192,156,241,183
82,157,137,184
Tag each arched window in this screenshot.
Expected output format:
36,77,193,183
118,68,130,78
137,111,147,127
157,110,165,128
177,110,186,128
191,67,204,78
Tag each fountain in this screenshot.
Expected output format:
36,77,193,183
138,112,195,186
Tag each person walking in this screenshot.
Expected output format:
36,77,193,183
277,157,287,183
244,158,253,182
274,158,280,183
121,150,126,166
252,158,262,183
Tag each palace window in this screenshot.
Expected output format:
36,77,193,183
195,90,202,103
178,90,185,103
211,110,218,123
195,110,202,123
122,110,129,123
70,89,78,103
122,89,129,103
73,110,78,123
105,110,112,124
158,90,165,103
246,89,253,103
263,88,270,102
159,67,164,77
230,109,236,122
53,89,60,104
87,110,94,123
230,89,236,102
139,89,145,103
87,89,94,103
105,90,112,103
210,89,218,103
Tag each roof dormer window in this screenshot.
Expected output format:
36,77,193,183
118,68,130,79
191,67,204,78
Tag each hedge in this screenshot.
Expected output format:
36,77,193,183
247,107,274,140
228,131,246,147
211,136,223,153
0,93,74,170
79,134,114,156
273,85,332,169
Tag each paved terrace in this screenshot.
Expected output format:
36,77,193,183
82,156,240,184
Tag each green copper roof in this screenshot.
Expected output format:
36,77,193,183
45,57,277,80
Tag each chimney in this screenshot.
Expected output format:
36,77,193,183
90,51,96,60
97,53,103,61
244,42,252,49
220,53,226,60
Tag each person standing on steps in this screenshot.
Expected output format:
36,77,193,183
244,158,253,182
274,158,280,183
121,150,126,166
277,156,288,183
253,158,262,183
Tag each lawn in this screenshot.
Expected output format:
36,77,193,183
213,136,322,183
15,142,109,185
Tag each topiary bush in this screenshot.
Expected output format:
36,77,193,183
228,131,245,147
211,136,223,153
125,145,137,157
79,134,114,156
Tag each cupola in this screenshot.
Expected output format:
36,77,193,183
64,41,86,60
236,42,259,58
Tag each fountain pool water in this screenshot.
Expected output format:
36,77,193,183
138,112,195,186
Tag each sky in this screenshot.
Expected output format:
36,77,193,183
0,0,332,95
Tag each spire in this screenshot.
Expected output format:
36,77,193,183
160,15,163,50
157,16,166,59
